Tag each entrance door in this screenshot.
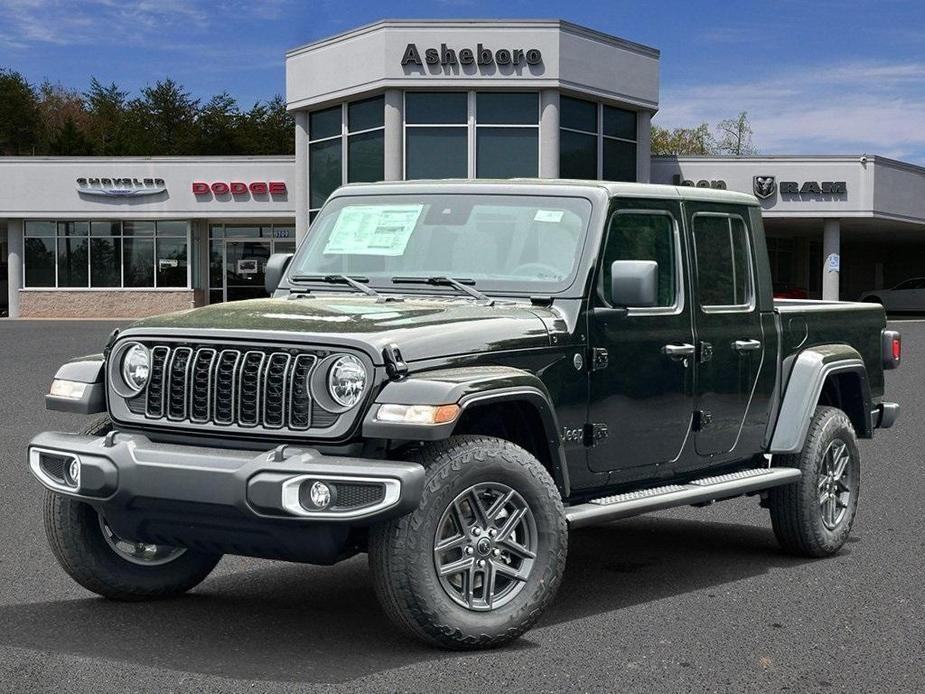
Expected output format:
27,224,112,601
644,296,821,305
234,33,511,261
225,240,271,302
208,224,297,304
688,207,765,457
587,200,696,475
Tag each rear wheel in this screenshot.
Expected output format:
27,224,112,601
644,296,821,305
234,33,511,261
369,436,567,649
767,406,860,557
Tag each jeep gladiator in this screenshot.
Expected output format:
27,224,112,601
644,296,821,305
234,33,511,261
29,180,900,648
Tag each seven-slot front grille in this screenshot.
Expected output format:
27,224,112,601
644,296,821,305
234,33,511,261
141,344,318,430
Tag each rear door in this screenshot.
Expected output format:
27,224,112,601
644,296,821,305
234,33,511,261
687,206,765,457
587,198,695,475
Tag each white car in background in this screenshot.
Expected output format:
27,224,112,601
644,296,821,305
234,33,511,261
860,278,925,312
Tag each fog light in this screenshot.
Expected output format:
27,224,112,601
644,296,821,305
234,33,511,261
64,458,80,489
299,480,336,511
310,482,331,508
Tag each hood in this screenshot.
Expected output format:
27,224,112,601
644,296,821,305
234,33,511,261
125,295,553,363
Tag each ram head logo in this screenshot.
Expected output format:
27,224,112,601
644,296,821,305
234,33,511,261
753,175,777,200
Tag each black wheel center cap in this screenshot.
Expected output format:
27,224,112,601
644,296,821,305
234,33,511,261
476,537,492,555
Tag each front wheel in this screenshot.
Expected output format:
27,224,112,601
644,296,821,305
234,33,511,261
43,490,221,600
369,436,567,649
767,406,861,557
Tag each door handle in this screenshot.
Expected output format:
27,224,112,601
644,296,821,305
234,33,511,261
733,339,762,353
662,343,696,361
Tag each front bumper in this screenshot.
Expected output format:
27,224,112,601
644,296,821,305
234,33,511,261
28,431,425,563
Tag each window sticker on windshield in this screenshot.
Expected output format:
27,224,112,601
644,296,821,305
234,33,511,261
323,205,423,256
534,210,564,223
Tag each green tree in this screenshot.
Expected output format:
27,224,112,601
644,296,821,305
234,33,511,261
0,69,40,154
715,112,757,156
125,78,199,155
239,95,294,154
48,115,94,155
196,92,242,154
84,77,130,155
651,123,715,155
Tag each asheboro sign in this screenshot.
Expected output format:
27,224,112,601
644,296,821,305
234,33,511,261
401,43,543,68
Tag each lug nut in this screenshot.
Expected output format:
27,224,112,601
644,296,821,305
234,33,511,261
477,559,485,567
472,527,481,536
488,528,497,537
465,546,474,555
493,548,501,556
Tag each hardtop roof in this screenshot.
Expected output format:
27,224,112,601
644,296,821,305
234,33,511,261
333,178,759,206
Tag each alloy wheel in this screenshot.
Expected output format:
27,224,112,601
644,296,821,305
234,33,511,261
433,482,537,612
818,439,852,530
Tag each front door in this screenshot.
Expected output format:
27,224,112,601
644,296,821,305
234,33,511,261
687,206,765,457
587,200,696,475
225,240,271,302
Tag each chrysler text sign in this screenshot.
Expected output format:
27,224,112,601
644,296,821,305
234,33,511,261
77,177,166,197
192,181,287,197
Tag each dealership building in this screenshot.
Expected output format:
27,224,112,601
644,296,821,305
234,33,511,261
2,19,924,318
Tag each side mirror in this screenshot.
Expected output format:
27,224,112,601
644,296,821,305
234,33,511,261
610,260,658,308
265,253,294,295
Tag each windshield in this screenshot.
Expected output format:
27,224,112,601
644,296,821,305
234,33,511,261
289,194,593,294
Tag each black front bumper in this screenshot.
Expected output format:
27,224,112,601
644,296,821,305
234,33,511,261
28,431,425,563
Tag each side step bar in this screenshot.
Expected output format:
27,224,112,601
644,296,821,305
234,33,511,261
565,467,802,529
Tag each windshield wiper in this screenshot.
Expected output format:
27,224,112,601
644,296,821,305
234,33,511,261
290,274,401,303
391,276,494,306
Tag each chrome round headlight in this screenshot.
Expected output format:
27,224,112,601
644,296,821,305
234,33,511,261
121,343,150,392
327,354,367,408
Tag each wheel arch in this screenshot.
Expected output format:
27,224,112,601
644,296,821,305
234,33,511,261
769,345,872,454
364,367,569,496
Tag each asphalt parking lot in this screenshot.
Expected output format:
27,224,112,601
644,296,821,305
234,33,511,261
0,319,922,694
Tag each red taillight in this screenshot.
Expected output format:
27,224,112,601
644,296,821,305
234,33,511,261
892,336,901,361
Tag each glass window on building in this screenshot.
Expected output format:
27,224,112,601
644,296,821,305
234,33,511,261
560,96,638,182
475,92,538,178
309,96,386,218
23,220,189,289
405,92,468,179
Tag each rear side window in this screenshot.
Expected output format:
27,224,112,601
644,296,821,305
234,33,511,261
602,211,678,308
693,214,753,309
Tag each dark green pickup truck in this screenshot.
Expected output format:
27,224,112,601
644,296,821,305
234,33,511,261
30,180,900,649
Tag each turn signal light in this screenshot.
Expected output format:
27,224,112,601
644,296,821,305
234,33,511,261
49,379,88,400
376,403,461,424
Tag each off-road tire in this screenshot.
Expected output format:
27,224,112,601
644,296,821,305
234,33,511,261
42,416,221,600
369,435,567,649
767,406,861,557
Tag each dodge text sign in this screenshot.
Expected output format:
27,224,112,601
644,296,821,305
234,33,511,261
192,181,286,196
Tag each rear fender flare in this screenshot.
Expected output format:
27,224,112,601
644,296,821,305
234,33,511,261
769,345,871,454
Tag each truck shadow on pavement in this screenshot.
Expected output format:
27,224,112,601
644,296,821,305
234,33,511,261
0,515,817,684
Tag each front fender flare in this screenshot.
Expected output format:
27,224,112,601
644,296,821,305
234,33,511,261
362,366,568,494
768,345,871,454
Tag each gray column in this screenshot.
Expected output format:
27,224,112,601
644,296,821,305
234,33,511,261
635,111,652,183
822,219,841,301
7,218,22,319
539,90,559,178
294,110,310,246
384,89,404,181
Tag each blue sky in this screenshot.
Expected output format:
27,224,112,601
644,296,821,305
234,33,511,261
2,0,925,162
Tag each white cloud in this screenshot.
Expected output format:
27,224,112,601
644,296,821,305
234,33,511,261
656,61,925,162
